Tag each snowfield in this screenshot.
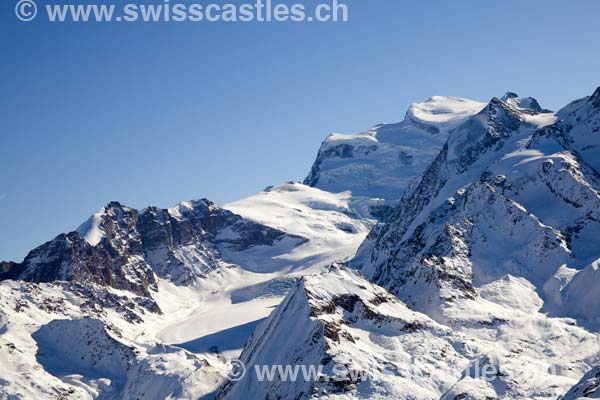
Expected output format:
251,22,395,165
224,182,376,272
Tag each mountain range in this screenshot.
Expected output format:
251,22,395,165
1,87,600,399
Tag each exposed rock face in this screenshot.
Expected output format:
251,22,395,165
540,86,600,173
563,366,600,399
1,199,305,296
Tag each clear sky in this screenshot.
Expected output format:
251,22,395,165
1,0,599,262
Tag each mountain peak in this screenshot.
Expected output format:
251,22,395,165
487,96,506,108
169,198,219,219
105,201,125,210
499,92,547,113
101,201,139,219
481,96,524,122
502,91,519,99
591,86,600,108
404,96,486,129
77,208,107,246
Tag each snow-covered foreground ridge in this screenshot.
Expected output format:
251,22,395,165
2,87,600,399
218,267,600,400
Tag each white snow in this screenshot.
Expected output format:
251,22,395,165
224,182,374,273
76,209,106,246
407,95,486,125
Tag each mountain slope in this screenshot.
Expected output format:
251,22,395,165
224,182,377,272
552,87,600,172
563,366,600,399
217,267,600,400
0,279,225,399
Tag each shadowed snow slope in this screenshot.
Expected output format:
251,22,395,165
563,366,600,399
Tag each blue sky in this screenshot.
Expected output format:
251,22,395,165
1,0,599,262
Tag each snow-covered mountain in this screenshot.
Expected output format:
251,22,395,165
2,87,600,400
0,277,229,399
304,96,485,208
353,89,600,328
0,199,306,296
224,181,378,270
0,186,375,399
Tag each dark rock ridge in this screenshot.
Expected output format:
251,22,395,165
1,199,305,297
563,366,600,399
354,95,540,272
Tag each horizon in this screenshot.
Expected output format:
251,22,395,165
3,86,598,263
2,0,600,262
